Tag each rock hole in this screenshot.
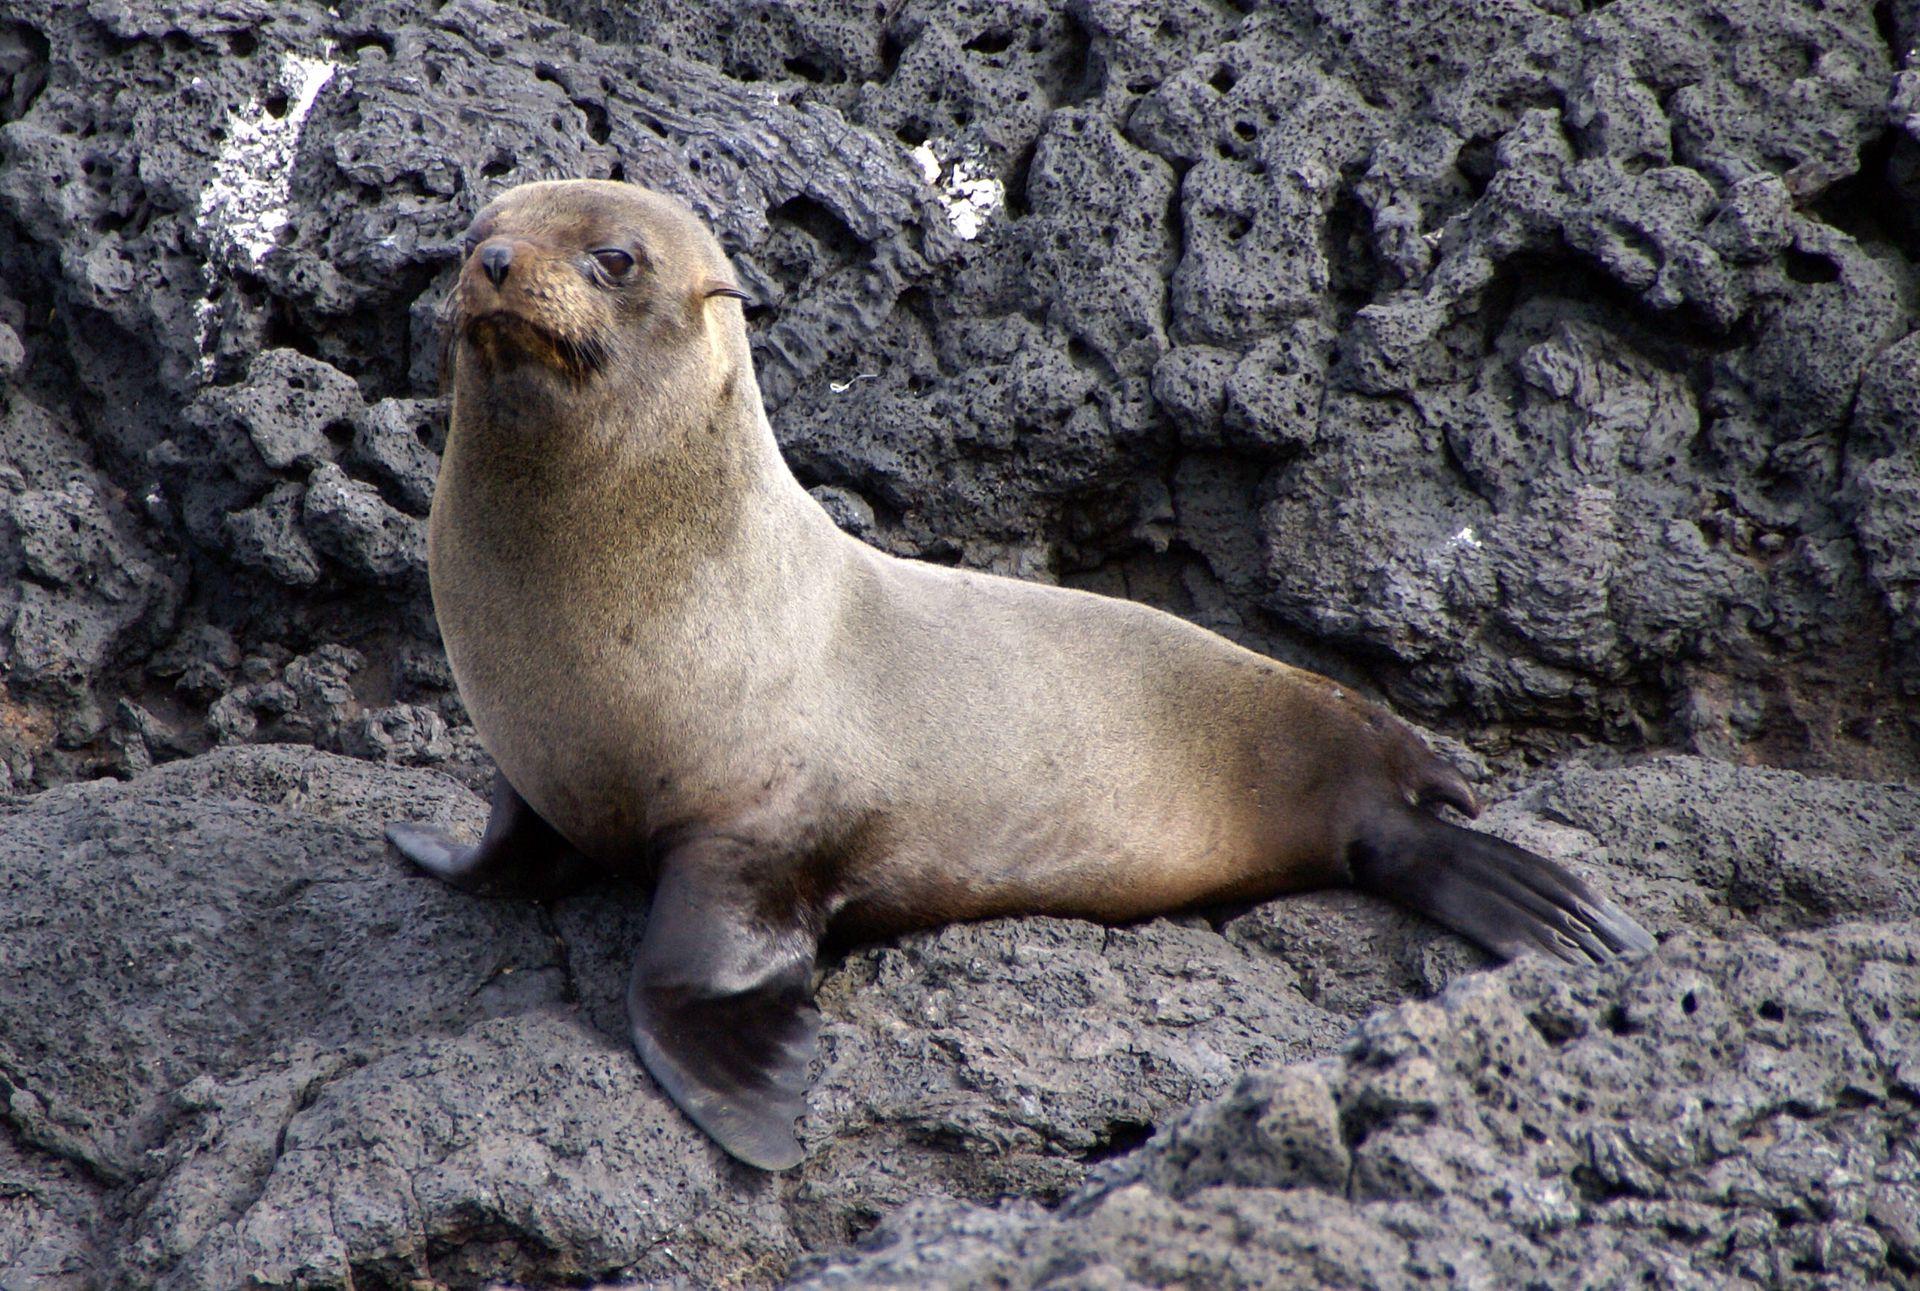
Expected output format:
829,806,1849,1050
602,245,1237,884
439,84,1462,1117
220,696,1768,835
1873,0,1897,44
1045,8,1099,107
844,1206,883,1242
880,28,906,79
1570,1164,1636,1204
1681,990,1697,1015
1083,1118,1154,1163
95,196,151,236
481,154,512,178
1210,65,1237,94
574,98,611,145
608,160,627,182
263,90,290,119
784,54,827,82
0,21,52,124
228,30,258,57
263,302,327,364
1455,135,1499,199
963,29,1014,55
770,194,863,267
351,33,393,58
1758,999,1785,1022
1783,247,1839,284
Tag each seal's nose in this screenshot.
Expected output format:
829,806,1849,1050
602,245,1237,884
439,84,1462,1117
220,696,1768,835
480,243,513,288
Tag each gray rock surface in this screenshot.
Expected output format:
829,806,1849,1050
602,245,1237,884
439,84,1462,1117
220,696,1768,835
1,0,1917,1285
0,745,1914,1287
0,0,1915,785
791,920,1920,1289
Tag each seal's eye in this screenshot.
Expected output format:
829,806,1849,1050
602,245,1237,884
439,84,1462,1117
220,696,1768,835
591,247,636,278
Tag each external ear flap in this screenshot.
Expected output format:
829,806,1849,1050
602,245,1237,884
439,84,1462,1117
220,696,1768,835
703,280,752,303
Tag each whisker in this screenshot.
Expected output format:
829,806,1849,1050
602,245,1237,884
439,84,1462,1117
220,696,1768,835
437,296,459,393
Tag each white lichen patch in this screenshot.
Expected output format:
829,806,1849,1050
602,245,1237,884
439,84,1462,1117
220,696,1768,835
908,140,1004,241
196,52,342,270
1448,525,1483,550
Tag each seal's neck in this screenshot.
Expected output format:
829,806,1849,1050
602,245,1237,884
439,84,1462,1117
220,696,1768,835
437,356,831,593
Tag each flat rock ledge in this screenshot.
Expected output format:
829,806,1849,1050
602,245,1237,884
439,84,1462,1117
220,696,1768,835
0,745,1915,1288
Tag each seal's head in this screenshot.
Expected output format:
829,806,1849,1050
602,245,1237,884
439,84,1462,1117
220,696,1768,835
450,180,749,392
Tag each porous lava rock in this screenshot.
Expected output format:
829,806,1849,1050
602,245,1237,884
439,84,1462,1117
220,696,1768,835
1,0,1917,1285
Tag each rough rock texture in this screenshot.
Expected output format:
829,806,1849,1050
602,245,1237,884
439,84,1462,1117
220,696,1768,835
791,920,1920,1289
1,0,1918,1286
0,0,1915,786
0,746,1913,1288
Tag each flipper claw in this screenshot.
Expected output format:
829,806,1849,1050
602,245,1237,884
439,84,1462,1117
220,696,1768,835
1350,805,1655,966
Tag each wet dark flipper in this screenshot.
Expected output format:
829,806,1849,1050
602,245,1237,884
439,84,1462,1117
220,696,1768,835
628,842,821,1171
1349,807,1656,965
386,769,599,898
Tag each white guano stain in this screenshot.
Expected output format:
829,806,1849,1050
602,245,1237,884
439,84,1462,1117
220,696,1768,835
193,52,343,376
909,140,1004,241
196,52,342,270
1448,525,1483,550
192,294,220,380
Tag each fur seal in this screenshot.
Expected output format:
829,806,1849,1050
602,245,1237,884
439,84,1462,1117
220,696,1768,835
387,179,1655,1171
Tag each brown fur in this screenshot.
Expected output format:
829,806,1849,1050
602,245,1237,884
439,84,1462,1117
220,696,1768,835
405,180,1652,1172
434,180,1478,935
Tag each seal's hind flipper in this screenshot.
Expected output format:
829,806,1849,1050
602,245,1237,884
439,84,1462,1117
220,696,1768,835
386,770,598,898
1349,807,1656,965
628,844,821,1171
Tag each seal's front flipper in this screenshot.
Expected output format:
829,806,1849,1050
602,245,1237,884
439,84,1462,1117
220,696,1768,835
1350,807,1656,966
386,770,597,898
628,844,821,1171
